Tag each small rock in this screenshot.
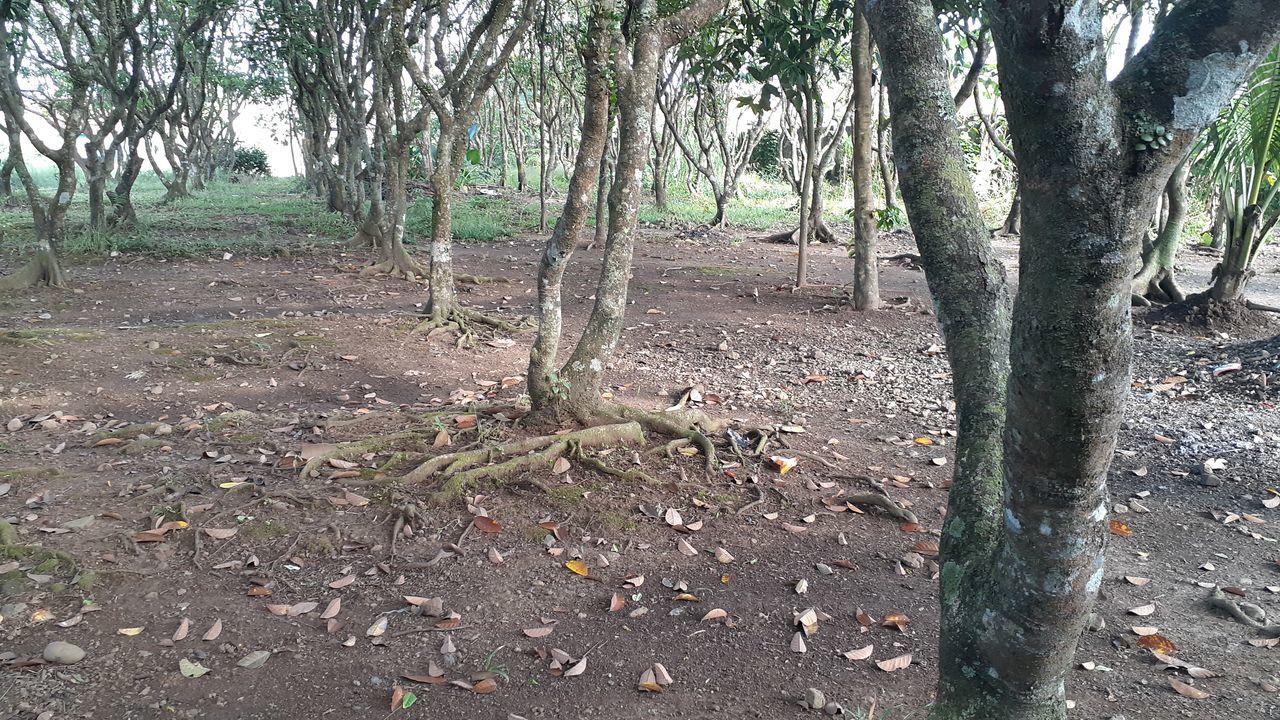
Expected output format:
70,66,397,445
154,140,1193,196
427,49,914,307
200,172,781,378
1085,613,1106,632
804,688,826,710
1200,475,1222,488
1112,504,1130,515
154,424,173,436
823,701,843,716
42,641,85,665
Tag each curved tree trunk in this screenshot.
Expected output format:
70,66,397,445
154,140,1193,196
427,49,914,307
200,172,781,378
1001,179,1022,235
1132,158,1188,302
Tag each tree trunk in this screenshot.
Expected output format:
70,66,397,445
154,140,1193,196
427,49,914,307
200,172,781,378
427,131,459,318
595,116,615,246
876,84,897,212
1001,178,1022,235
1132,158,1188,302
851,4,879,311
1209,204,1259,302
110,152,145,227
528,0,615,418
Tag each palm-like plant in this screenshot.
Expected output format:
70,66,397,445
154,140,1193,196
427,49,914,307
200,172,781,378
1197,46,1280,302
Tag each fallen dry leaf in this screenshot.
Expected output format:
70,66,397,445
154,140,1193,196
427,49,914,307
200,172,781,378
609,593,625,612
1128,603,1157,617
882,613,911,632
473,677,498,694
564,559,589,577
790,632,808,653
638,667,663,693
202,619,222,641
1137,634,1177,654
522,626,555,638
172,618,190,642
1132,626,1159,636
552,456,571,474
877,654,912,672
677,538,697,556
843,645,874,661
473,516,502,534
203,527,237,540
366,616,388,637
700,608,727,623
321,598,342,619
329,574,356,589
1169,678,1210,699
564,657,587,677
1125,576,1151,586
1109,519,1133,538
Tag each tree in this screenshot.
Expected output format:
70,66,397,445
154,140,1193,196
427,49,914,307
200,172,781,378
1193,48,1280,304
527,0,725,422
398,0,535,330
660,24,771,227
849,1,877,309
0,0,100,288
862,1,1280,718
731,0,860,286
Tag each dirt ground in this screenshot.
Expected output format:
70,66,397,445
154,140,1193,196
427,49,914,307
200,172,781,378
2,199,1280,720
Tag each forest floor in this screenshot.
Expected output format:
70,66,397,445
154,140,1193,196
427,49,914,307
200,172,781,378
1,180,1279,720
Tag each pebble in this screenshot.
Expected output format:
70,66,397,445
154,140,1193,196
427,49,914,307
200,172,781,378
42,641,85,665
804,688,825,710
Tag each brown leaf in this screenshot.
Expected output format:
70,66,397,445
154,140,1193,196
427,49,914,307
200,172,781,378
1169,678,1210,699
677,538,697,556
287,601,318,617
473,516,502,534
454,414,477,429
329,574,356,589
1131,626,1159,636
700,608,727,622
910,541,939,556
321,598,341,619
172,617,190,642
843,645,874,661
609,593,625,612
638,667,663,693
882,613,910,632
390,686,405,711
433,430,451,448
1125,576,1151,586
564,560,589,577
522,626,555,638
203,527,237,540
1109,519,1133,538
551,456,571,474
1128,603,1157,617
202,619,222,641
473,677,498,694
855,608,875,627
877,654,912,672
564,657,587,677
1137,634,1177,654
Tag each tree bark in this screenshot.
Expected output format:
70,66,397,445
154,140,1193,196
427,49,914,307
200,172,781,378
1132,158,1189,302
869,0,1280,717
851,4,879,310
528,0,615,417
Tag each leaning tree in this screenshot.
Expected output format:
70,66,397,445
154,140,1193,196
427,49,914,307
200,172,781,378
863,1,1280,718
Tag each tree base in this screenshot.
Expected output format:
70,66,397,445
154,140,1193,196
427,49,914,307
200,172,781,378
0,253,66,291
360,255,430,281
412,306,526,348
762,222,838,245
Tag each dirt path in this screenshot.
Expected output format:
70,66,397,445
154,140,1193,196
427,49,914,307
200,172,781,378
1,223,1278,719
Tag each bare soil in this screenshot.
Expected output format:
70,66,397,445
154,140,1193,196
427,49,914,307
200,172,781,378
1,210,1279,720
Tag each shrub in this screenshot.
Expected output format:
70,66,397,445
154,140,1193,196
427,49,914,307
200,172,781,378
232,146,270,177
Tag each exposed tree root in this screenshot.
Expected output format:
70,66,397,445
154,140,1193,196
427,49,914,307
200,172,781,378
762,222,838,245
1246,299,1280,314
84,422,168,447
0,253,66,290
456,274,512,286
360,256,430,281
411,306,526,348
300,431,424,478
399,421,646,495
0,519,79,569
599,405,720,471
570,440,657,484
1209,587,1280,637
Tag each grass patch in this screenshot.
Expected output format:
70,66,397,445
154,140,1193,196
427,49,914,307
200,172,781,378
0,329,100,346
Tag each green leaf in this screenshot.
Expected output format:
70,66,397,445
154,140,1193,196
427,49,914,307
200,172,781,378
179,658,210,678
401,691,417,709
465,148,481,166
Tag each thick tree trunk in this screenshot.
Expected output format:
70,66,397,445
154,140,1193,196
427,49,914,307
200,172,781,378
865,5,1012,717
110,153,145,227
851,5,879,311
528,0,615,418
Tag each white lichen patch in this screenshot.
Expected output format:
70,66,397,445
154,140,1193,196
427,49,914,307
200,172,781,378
1173,51,1257,130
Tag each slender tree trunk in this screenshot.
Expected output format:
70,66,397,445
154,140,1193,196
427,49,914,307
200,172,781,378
1001,178,1022,235
594,116,615,246
1132,158,1188,302
1209,205,1259,302
1125,0,1145,63
427,131,459,318
528,0,615,417
876,84,897,212
851,4,879,310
